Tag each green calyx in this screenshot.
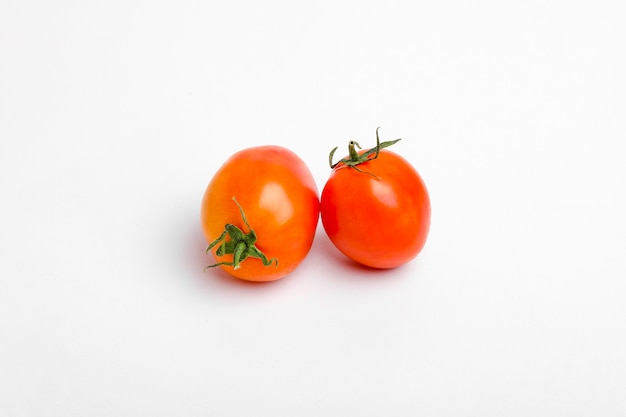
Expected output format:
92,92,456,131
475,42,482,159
328,127,401,178
204,197,278,271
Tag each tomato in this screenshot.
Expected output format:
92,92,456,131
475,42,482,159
201,146,319,281
320,129,430,269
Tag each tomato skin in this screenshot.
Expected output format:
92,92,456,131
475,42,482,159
320,150,430,269
201,146,319,281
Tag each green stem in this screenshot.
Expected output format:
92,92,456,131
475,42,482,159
204,197,278,271
328,127,401,177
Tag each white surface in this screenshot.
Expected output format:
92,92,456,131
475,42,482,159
1,0,625,415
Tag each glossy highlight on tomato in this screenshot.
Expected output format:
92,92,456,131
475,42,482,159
201,146,319,281
320,129,430,269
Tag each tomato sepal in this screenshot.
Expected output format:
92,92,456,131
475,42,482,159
328,127,401,179
204,196,278,271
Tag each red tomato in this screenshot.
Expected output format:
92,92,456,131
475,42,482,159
201,146,319,281
320,129,430,269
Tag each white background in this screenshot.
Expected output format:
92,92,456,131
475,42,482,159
1,0,625,415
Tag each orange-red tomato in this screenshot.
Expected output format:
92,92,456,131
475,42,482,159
320,131,430,269
201,146,319,281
